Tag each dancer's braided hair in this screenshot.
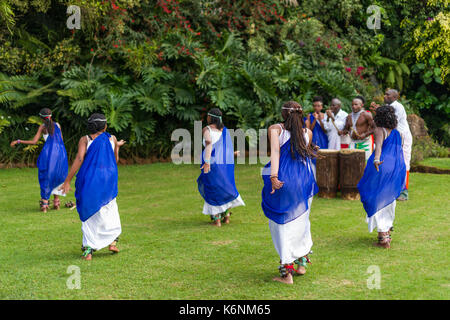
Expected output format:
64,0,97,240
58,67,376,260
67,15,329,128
39,108,54,135
87,113,107,134
281,101,318,160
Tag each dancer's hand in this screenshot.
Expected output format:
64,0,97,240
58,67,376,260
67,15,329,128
351,131,361,140
59,182,71,194
370,102,380,112
117,139,126,147
10,140,18,147
234,150,240,156
201,162,210,174
270,176,284,194
374,160,384,172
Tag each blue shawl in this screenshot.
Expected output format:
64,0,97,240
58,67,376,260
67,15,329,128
261,138,318,224
309,113,328,149
357,129,406,217
37,124,68,200
197,127,240,206
75,132,118,222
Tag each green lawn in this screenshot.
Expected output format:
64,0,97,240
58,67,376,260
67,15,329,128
0,163,449,300
418,157,450,170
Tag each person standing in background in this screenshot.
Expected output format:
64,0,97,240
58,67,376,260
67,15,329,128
340,96,376,161
305,96,328,150
323,98,348,150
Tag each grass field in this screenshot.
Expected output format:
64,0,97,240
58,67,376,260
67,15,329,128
418,157,450,170
0,163,449,300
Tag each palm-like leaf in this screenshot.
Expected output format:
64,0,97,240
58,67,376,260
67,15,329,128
101,93,133,132
0,73,49,108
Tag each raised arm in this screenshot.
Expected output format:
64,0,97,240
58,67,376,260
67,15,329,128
10,124,45,147
57,123,63,141
200,127,212,174
373,127,385,172
360,112,376,139
310,113,318,131
307,128,313,147
59,136,88,194
317,113,326,132
304,116,311,130
340,116,351,136
112,135,126,164
268,124,284,194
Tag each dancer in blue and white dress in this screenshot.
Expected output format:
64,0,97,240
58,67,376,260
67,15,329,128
10,108,68,212
262,101,318,284
60,113,126,260
358,105,406,249
197,108,245,227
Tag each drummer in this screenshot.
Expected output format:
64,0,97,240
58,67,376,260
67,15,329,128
339,96,375,160
323,98,348,150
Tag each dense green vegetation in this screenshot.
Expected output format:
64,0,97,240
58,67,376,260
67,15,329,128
0,0,449,164
0,164,449,299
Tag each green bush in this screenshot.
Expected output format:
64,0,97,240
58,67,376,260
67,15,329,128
411,135,449,165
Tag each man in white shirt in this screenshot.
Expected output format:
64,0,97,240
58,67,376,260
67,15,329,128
383,89,412,201
323,98,348,150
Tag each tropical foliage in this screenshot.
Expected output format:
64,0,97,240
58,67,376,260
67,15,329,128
0,0,449,164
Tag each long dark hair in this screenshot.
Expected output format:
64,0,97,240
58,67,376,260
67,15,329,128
39,108,54,135
281,101,317,160
87,113,107,134
207,108,224,130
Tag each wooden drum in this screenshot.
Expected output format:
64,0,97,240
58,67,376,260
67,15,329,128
339,149,366,200
316,149,340,198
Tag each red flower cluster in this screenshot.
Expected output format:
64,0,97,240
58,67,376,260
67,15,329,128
356,66,365,77
201,0,286,35
158,0,200,36
175,43,193,57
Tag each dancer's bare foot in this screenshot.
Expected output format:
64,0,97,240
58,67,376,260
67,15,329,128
53,196,60,210
83,253,92,260
82,247,93,260
273,273,293,284
40,199,49,213
109,241,119,253
211,214,221,227
374,232,391,248
295,265,306,275
223,214,230,224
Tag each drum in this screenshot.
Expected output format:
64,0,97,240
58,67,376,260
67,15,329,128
316,149,339,198
339,149,366,200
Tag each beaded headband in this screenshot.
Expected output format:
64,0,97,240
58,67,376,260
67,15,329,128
39,113,52,119
207,113,222,122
